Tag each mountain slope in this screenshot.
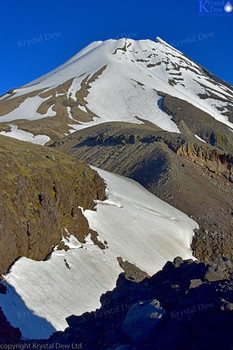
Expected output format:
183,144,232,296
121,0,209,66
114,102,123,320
51,121,233,264
0,38,233,145
0,37,233,343
0,166,197,339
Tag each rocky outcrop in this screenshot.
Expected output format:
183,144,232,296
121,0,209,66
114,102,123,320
117,257,150,282
122,299,165,344
0,135,105,274
177,142,233,182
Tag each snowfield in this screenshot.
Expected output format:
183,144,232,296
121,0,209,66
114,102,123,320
0,167,198,340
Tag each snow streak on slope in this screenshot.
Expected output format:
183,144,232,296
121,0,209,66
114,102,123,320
0,168,198,339
0,125,50,145
0,96,56,122
1,37,232,139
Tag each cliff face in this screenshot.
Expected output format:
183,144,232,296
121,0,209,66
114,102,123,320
0,135,105,274
177,142,233,182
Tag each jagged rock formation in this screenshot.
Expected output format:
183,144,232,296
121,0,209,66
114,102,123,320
0,135,105,274
16,257,233,349
51,122,233,264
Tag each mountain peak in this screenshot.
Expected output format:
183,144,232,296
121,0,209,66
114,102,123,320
0,37,232,145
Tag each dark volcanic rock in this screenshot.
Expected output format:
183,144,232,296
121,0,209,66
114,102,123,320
0,283,6,294
0,306,21,344
122,299,165,344
22,257,233,350
117,257,150,282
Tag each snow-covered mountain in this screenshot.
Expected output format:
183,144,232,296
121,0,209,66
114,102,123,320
0,38,233,144
0,37,232,343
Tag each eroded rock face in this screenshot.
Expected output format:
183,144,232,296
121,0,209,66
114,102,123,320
177,142,233,182
0,135,105,274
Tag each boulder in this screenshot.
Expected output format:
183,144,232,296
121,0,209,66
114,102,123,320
204,267,225,282
173,257,183,268
189,279,202,289
122,299,165,344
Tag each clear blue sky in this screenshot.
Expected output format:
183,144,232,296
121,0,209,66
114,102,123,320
0,0,233,95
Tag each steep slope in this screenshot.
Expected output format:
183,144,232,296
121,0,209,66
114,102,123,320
0,167,197,339
51,122,233,264
0,38,233,146
0,135,105,275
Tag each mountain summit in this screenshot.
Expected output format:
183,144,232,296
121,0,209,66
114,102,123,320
0,38,232,145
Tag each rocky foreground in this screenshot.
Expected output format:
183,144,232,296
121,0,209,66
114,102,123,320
1,257,233,349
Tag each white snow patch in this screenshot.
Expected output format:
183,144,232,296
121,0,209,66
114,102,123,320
195,134,206,143
0,96,56,122
55,92,65,97
67,106,74,120
0,124,50,145
78,105,88,113
67,77,82,101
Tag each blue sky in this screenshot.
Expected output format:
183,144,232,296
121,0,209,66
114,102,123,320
0,0,233,95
